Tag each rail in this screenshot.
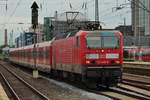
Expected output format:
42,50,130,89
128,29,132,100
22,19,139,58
0,64,50,100
0,72,20,100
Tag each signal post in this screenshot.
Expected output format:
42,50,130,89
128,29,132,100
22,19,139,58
31,1,39,78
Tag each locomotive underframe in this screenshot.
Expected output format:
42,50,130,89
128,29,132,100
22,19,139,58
82,65,122,87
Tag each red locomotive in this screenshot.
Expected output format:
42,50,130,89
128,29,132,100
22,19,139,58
9,30,123,88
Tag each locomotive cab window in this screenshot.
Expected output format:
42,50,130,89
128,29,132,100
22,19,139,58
103,36,119,48
86,32,119,48
86,37,102,48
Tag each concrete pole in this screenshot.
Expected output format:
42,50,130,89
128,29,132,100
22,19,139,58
123,17,126,36
33,27,39,78
4,29,7,47
95,0,99,22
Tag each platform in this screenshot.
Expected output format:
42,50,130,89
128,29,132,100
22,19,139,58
0,83,9,100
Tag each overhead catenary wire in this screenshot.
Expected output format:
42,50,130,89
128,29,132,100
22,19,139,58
1,0,133,31
1,0,23,31
102,10,131,22
128,0,150,13
1,0,24,47
99,0,130,18
0,0,7,19
7,0,23,24
101,6,131,19
65,0,94,11
100,4,131,26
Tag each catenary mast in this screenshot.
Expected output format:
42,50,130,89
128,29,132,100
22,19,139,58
95,0,99,22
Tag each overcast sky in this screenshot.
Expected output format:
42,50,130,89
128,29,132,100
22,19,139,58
0,0,131,45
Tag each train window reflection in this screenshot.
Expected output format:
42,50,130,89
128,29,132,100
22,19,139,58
103,36,119,48
86,36,101,48
86,36,119,48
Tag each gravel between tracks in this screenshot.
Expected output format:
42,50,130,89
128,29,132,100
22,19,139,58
1,62,110,100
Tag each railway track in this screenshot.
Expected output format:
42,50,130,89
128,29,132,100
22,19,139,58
89,84,150,100
40,74,150,100
1,61,150,100
41,73,150,100
60,73,150,99
106,73,150,100
123,63,150,76
117,84,150,98
0,62,100,100
123,73,150,84
0,64,49,100
123,73,150,91
0,72,20,100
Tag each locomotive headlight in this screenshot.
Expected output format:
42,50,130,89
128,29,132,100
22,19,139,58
115,61,120,64
86,60,90,64
86,54,99,59
106,53,119,59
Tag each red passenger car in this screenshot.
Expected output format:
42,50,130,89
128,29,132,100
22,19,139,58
123,46,150,61
9,41,52,73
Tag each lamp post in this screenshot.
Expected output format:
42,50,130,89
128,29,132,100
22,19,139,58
31,1,39,78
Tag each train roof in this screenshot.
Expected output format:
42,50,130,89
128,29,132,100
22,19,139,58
9,47,22,52
23,44,34,49
23,41,52,49
84,30,119,33
36,41,52,48
54,30,122,40
76,30,121,36
10,41,52,51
